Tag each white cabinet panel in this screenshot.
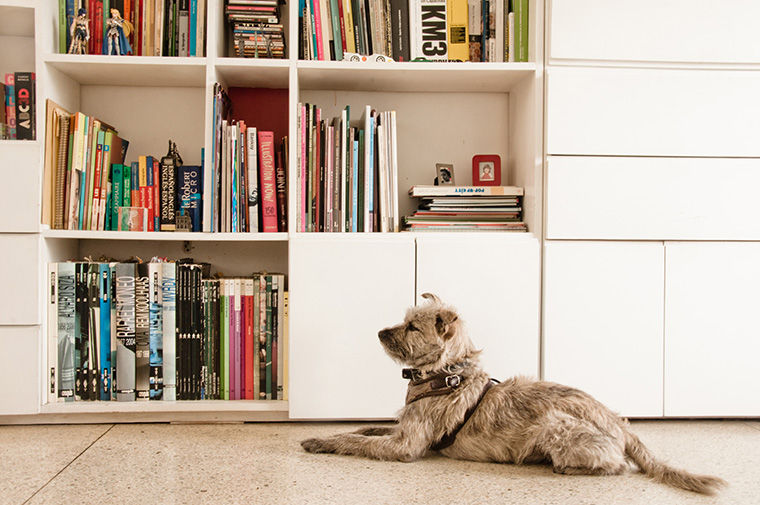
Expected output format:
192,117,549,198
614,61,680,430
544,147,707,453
0,142,41,232
289,236,415,419
0,234,40,324
550,0,760,63
547,67,760,157
547,156,760,240
664,242,760,416
544,241,664,417
0,326,40,415
416,235,540,380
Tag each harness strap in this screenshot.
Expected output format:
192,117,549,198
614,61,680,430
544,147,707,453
431,379,497,451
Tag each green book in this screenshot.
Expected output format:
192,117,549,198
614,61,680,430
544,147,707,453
59,0,66,53
221,280,229,400
265,275,273,400
515,0,529,62
357,130,365,232
111,164,123,230
122,164,131,207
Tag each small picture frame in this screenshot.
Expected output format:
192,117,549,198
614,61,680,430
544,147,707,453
435,163,455,185
472,154,501,186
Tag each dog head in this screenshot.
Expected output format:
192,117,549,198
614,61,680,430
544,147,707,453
378,293,479,371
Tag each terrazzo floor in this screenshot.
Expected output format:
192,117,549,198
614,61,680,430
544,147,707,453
1,420,758,505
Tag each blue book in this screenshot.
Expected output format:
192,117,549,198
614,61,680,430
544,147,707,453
99,264,111,401
131,161,139,201
189,0,197,57
179,165,203,232
352,140,359,232
148,262,163,400
367,119,375,227
231,138,239,231
65,0,75,52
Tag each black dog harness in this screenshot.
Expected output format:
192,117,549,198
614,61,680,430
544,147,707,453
403,366,499,451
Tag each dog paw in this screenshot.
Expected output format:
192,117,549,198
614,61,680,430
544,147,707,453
301,438,332,453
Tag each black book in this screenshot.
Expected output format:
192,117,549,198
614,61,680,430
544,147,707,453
14,72,35,140
192,265,202,400
176,263,186,400
135,263,151,400
362,0,373,55
87,264,100,401
75,263,87,400
160,148,178,231
389,0,410,61
318,121,325,232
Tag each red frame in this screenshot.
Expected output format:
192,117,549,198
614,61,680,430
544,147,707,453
472,154,501,186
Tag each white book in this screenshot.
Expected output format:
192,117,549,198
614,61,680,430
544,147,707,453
508,12,515,62
179,2,190,56
390,111,400,232
320,0,332,61
376,114,388,232
412,0,448,60
340,108,347,231
246,127,259,232
196,0,206,56
495,0,505,63
162,262,176,401
363,105,372,232
48,263,59,404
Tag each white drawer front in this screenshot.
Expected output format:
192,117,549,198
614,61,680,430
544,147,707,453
547,156,760,240
550,0,760,63
0,142,41,232
547,67,760,157
0,234,40,325
0,326,40,415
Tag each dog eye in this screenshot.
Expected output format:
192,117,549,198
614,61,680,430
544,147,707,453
407,324,420,332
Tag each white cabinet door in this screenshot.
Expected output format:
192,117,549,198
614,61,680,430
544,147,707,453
0,142,40,232
544,241,664,417
550,0,760,63
288,236,415,419
546,156,760,240
0,326,40,415
0,234,40,325
416,234,540,380
547,67,760,157
664,242,760,416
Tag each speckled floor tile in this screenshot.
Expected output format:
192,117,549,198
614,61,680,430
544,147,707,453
22,420,760,505
0,424,112,505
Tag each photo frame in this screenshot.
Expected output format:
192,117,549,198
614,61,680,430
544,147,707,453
472,155,501,186
435,163,455,185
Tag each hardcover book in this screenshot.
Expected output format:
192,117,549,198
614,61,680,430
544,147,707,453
115,263,137,401
135,263,151,400
179,165,203,232
57,262,76,401
149,262,164,400
258,131,279,232
162,261,177,400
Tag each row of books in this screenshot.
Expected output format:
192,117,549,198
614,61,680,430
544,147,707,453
1,73,35,141
226,0,287,58
48,260,288,402
299,0,528,62
211,83,289,232
59,0,207,56
405,184,527,231
297,103,400,232
44,100,205,232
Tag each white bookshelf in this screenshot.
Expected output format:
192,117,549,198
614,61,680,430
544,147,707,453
0,0,545,422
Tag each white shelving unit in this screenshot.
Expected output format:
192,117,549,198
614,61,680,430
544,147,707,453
0,0,545,423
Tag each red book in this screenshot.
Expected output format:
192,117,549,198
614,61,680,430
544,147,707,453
257,131,278,232
152,160,160,231
244,279,254,399
146,184,154,232
94,1,103,54
314,114,321,231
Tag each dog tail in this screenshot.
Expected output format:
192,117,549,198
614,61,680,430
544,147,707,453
624,430,726,495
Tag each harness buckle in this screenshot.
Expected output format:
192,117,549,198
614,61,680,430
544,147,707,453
445,375,461,388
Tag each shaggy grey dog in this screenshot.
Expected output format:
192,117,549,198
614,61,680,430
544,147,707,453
301,293,726,495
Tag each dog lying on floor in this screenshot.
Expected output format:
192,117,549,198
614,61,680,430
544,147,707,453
301,293,726,495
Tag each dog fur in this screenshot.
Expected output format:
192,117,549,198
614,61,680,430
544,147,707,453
301,293,726,495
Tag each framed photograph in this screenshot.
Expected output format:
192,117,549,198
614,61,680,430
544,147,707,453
435,163,455,185
472,155,501,186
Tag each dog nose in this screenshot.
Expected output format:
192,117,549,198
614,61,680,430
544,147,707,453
378,329,391,340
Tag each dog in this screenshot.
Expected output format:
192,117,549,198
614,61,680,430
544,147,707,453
300,293,726,495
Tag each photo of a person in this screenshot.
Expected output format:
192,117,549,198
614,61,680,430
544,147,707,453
436,164,455,185
479,162,495,181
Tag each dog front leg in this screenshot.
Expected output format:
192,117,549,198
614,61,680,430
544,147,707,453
351,426,397,436
301,429,431,462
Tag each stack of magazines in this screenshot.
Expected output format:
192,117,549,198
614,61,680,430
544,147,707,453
405,185,527,232
226,0,286,58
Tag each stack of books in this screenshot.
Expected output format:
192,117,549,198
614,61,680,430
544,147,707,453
226,0,286,58
405,185,526,231
47,259,288,402
2,72,35,140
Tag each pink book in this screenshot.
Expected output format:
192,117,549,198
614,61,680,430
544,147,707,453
229,280,237,400
258,131,279,232
300,104,307,232
311,0,324,60
233,279,242,400
235,279,244,400
326,125,334,232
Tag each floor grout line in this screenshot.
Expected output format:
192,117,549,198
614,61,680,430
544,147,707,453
741,421,760,433
20,425,116,505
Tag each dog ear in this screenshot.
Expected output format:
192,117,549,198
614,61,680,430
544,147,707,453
421,292,441,304
435,309,459,340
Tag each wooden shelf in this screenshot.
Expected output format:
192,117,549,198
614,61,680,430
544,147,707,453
43,54,207,87
214,57,291,88
297,61,536,92
42,230,289,241
40,399,288,414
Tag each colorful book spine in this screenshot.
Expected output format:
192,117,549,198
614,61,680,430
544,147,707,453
146,156,155,232
99,264,112,401
265,275,273,400
258,275,267,399
161,262,177,401
221,279,229,400
149,262,163,399
179,165,202,232
111,164,123,231
258,131,279,232
4,75,15,139
135,263,151,400
13,72,35,140
57,262,76,401
253,275,261,400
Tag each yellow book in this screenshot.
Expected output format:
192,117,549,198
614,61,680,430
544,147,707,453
343,0,356,54
448,0,469,61
138,155,148,191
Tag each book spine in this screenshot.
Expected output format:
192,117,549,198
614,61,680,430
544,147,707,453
221,279,229,400
109,263,118,400
265,276,273,400
86,264,100,401
192,265,202,400
245,127,259,232
197,0,206,56
146,156,155,232
57,263,76,401
329,0,344,60
176,264,185,399
258,276,266,399
352,137,359,232
59,0,66,53
153,160,161,231
4,75,16,139
122,163,132,207
357,130,364,231
149,263,163,399
276,145,287,232
98,132,113,230
115,263,136,401
74,263,85,399
283,291,289,400
99,264,112,401
213,280,220,399
161,262,176,400
48,263,59,403
342,0,356,53
233,279,242,400
13,72,34,140
111,165,123,231
179,0,189,56
179,165,202,232
276,274,285,400
258,131,279,232
516,0,528,62
160,152,177,231
134,263,151,400
244,278,254,399
189,0,197,56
